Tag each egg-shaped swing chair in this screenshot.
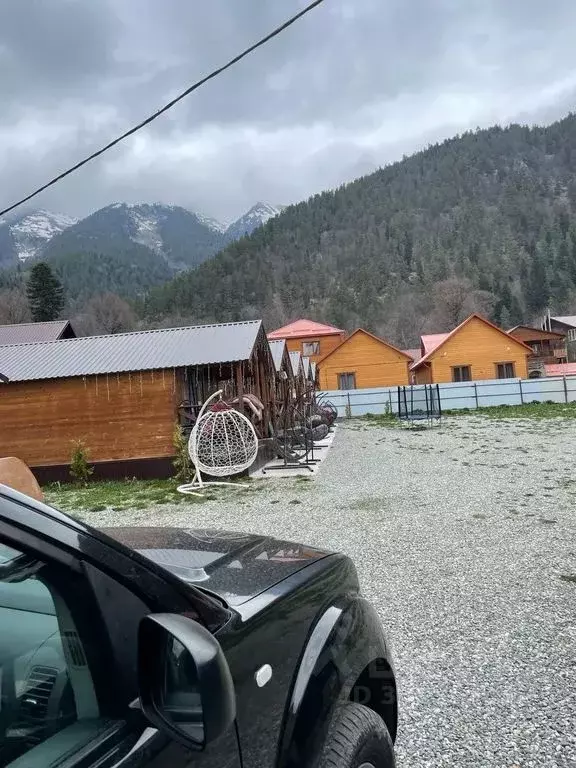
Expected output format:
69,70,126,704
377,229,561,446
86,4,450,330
177,389,259,497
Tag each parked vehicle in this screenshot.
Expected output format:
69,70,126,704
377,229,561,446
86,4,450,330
0,484,397,767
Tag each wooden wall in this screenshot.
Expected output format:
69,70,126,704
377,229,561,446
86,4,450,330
0,370,179,467
285,333,345,363
318,330,411,389
421,317,530,383
413,364,432,385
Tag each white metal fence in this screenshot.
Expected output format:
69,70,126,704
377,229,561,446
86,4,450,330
318,376,576,417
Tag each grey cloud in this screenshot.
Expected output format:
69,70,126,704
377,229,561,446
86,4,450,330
1,0,576,221
0,0,119,115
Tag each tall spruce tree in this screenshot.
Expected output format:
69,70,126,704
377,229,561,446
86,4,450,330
26,262,64,322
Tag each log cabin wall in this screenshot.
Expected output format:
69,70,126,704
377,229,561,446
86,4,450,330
0,369,179,467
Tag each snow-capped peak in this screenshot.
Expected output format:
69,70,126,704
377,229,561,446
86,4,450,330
8,209,77,261
225,202,284,241
195,212,228,234
246,202,283,223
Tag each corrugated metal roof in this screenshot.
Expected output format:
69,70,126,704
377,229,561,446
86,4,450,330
268,319,344,339
0,320,262,383
0,320,72,345
551,315,576,328
268,339,286,372
289,350,302,376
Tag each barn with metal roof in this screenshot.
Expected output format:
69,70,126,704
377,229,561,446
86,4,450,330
0,320,275,481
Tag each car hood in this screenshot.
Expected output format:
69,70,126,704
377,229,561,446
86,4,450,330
102,527,328,607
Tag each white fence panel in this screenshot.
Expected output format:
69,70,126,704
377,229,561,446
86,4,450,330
317,375,576,416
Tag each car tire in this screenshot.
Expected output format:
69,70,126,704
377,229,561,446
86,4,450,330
316,702,395,768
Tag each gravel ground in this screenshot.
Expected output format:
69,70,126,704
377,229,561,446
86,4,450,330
83,416,576,767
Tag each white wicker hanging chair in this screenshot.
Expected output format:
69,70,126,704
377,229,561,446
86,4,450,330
178,390,259,497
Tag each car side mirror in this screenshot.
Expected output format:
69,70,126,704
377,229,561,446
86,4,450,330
137,613,236,750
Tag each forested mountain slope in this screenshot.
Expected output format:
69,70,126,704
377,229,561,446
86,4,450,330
144,114,576,346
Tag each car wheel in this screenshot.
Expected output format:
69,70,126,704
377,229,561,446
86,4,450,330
316,703,395,768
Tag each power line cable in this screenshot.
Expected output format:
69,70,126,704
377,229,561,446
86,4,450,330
0,0,325,218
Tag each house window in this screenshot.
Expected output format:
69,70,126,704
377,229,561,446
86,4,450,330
338,372,356,390
302,340,320,356
452,366,471,382
496,362,516,379
568,329,576,342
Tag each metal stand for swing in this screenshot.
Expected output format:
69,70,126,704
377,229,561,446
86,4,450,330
178,390,259,497
263,397,315,474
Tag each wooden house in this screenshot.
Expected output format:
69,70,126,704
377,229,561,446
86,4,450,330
542,315,576,362
411,314,532,384
0,319,75,345
0,320,274,482
508,325,567,377
317,328,412,390
267,319,346,363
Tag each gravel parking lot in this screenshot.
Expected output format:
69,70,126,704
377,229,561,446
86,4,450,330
84,415,576,767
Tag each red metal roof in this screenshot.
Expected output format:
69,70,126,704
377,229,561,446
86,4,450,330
545,363,576,376
420,333,449,356
267,319,345,339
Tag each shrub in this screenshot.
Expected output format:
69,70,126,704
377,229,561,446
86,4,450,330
69,441,94,485
173,425,192,483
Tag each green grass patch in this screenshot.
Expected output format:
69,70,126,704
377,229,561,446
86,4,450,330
43,478,207,514
360,412,400,428
445,401,576,420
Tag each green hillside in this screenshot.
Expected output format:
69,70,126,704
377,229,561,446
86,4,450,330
144,114,576,346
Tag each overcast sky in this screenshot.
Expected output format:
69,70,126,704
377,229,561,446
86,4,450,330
1,0,576,224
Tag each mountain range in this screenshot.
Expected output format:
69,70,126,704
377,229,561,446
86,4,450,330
0,201,283,270
4,114,576,344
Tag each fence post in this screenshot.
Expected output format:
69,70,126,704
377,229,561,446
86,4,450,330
347,392,351,419
474,382,479,409
388,390,392,414
519,379,524,405
564,376,568,404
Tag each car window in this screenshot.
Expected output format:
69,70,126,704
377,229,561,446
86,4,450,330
0,542,114,767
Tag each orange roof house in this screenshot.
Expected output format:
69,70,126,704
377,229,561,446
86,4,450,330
267,319,346,363
317,328,413,390
411,314,532,384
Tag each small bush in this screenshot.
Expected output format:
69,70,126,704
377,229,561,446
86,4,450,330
69,441,94,485
173,425,192,483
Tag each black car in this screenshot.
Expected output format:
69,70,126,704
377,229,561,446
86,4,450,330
0,484,397,768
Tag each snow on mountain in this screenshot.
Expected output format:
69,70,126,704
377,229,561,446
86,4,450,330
196,212,228,234
225,202,284,242
126,206,164,253
6,209,77,261
0,200,285,270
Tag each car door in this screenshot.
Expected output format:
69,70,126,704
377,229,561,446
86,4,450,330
0,490,242,768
